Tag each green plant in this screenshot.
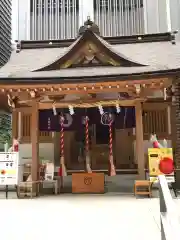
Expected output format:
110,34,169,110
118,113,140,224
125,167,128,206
0,113,12,145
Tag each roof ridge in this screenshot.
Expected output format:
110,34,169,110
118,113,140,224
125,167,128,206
18,32,175,50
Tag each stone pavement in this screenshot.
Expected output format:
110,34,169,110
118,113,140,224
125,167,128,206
0,195,165,240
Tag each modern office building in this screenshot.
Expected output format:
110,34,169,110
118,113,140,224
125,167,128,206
12,0,180,41
0,0,12,67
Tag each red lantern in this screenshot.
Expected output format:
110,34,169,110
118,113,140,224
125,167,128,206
159,157,174,175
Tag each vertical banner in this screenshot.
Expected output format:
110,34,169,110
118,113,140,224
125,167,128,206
148,148,174,182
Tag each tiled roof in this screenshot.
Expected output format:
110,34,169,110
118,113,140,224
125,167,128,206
0,33,180,80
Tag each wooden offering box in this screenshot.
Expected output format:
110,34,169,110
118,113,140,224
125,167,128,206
72,173,105,193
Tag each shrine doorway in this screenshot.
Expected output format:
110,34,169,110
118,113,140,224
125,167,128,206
91,123,111,170
68,122,111,171
66,124,134,172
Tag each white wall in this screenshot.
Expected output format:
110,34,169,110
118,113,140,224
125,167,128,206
19,139,172,165
19,143,54,164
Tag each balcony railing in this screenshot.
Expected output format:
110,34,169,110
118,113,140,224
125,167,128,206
159,175,180,240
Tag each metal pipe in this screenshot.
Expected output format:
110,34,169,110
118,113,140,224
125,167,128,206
57,0,60,38
158,175,180,240
45,0,48,39
34,0,37,39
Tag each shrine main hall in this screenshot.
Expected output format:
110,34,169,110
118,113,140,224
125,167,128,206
0,19,180,188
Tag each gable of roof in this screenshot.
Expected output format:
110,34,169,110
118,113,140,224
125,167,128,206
34,30,145,71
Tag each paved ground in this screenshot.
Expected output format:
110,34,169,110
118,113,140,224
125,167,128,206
0,195,164,240
0,174,179,240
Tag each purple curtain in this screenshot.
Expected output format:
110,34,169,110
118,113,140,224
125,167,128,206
39,107,135,132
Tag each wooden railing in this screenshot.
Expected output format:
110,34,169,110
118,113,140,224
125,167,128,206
21,113,52,143
159,175,180,240
143,109,168,137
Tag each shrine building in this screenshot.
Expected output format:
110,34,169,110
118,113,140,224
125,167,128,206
0,19,180,187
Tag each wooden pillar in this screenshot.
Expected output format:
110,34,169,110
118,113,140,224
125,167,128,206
31,102,39,183
135,102,145,179
12,111,18,139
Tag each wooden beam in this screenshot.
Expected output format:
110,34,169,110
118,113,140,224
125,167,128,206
0,77,170,91
135,101,145,179
31,101,39,192
14,107,32,113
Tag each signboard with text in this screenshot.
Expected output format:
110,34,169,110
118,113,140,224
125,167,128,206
148,148,174,182
0,152,19,185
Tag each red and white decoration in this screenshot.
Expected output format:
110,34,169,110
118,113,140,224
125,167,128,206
109,115,116,176
60,115,67,176
85,116,92,173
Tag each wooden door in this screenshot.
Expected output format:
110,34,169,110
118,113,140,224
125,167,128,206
115,129,134,169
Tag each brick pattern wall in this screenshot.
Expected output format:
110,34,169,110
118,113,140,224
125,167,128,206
172,82,180,184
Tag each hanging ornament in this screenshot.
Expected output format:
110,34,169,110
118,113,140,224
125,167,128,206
101,112,115,125
85,116,89,153
98,105,104,115
164,88,167,100
109,116,113,157
69,105,74,115
116,104,121,113
134,84,141,94
47,117,51,130
85,116,92,173
109,114,116,176
52,103,57,116
60,116,64,158
60,115,67,176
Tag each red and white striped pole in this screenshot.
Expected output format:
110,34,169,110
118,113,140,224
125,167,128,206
60,115,67,176
109,117,116,176
85,116,89,153
85,116,92,173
